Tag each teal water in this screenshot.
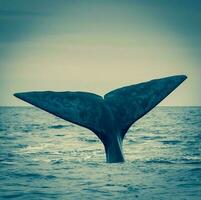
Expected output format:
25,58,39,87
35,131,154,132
0,107,201,199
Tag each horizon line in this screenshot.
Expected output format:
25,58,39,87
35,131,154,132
0,105,201,107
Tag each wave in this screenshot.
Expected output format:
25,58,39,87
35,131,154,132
160,140,181,145
77,137,99,143
145,159,174,164
145,157,201,165
10,172,56,180
48,124,69,129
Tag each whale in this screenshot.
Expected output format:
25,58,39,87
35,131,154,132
14,75,187,163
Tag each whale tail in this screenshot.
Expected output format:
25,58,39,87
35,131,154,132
14,75,187,163
104,75,187,139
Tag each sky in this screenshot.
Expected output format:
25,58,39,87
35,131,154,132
0,0,201,106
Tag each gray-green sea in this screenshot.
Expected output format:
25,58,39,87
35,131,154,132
0,107,201,199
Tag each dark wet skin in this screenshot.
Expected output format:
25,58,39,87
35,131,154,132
14,75,187,163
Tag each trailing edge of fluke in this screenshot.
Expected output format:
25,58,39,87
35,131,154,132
14,75,187,163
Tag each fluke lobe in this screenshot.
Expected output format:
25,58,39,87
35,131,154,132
14,75,187,163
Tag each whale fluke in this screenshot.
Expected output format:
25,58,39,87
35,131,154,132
14,75,187,163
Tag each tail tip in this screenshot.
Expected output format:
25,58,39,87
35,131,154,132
13,92,25,99
181,74,187,80
173,74,187,83
13,93,19,98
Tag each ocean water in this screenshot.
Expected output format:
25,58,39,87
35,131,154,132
0,106,201,200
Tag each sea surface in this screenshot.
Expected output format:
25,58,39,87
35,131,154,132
0,106,201,200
